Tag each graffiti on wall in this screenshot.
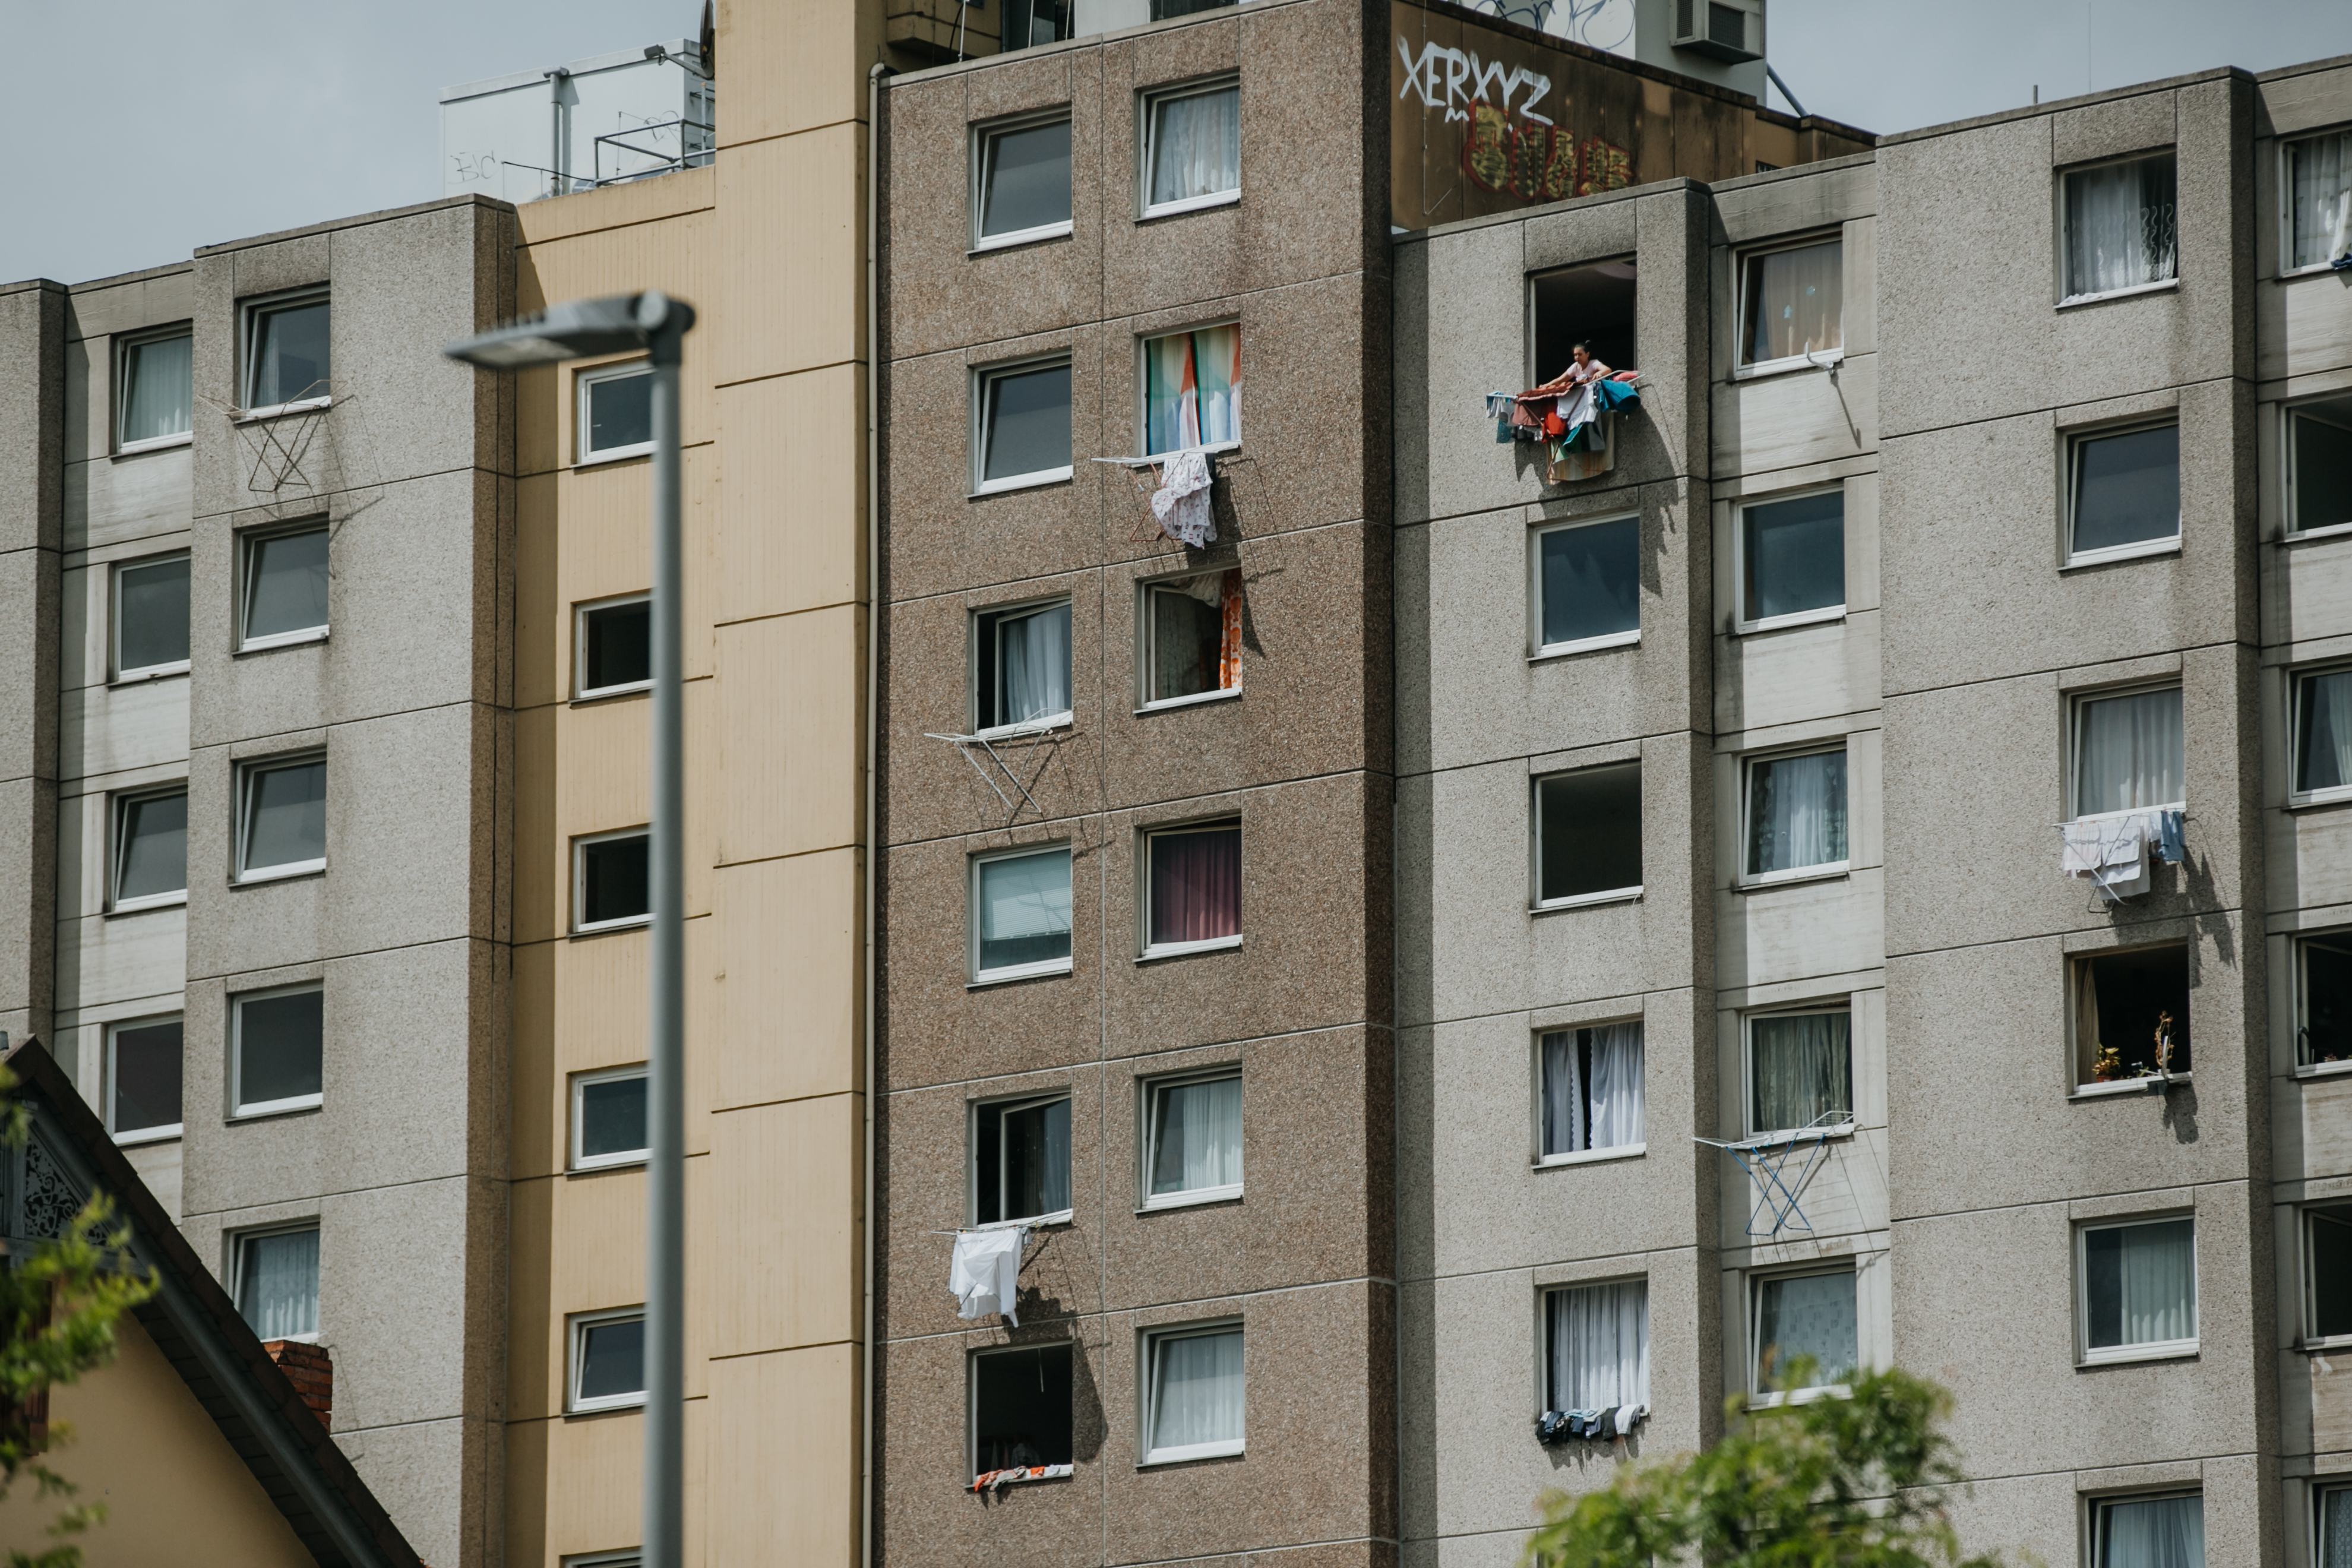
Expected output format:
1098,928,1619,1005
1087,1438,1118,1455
1396,33,1631,204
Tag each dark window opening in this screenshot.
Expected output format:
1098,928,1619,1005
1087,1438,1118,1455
1152,0,1235,16
975,1095,1071,1225
581,834,650,927
2077,946,2191,1083
2312,1207,2352,1339
583,599,652,694
973,1343,1073,1476
2293,402,2352,535
111,1019,184,1136
580,1073,649,1161
2303,934,2352,1066
1537,762,1642,903
1532,260,1637,390
1001,0,1071,49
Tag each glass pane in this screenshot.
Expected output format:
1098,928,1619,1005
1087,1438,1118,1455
1749,1011,1852,1133
2322,1486,2352,1568
2076,689,2184,815
587,369,652,454
117,556,190,672
995,603,1071,723
577,1317,646,1401
581,836,650,925
2313,1211,2352,1339
1539,517,1640,647
2300,671,2352,795
1754,1271,1854,1388
982,363,1071,482
580,1074,648,1160
2290,132,2352,270
237,1229,320,1339
244,761,325,871
2065,155,2177,298
2294,414,2352,533
1151,583,1225,701
1149,1076,1241,1195
1537,763,1641,902
973,1344,1074,1472
1001,1097,1070,1219
982,119,1073,237
238,990,323,1108
1149,827,1242,946
118,791,188,902
1001,0,1071,49
1548,1279,1648,1411
2084,1219,2195,1349
1746,751,1848,875
2307,938,2352,1066
111,1019,183,1134
1148,86,1240,208
977,850,1072,972
2073,425,2180,554
121,334,192,444
250,300,330,407
1150,1329,1243,1452
1742,492,1844,622
1145,327,1241,454
244,528,329,640
1741,240,1843,365
584,600,652,691
2098,1494,2204,1568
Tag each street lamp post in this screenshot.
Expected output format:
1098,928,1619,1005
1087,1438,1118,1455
445,291,697,1568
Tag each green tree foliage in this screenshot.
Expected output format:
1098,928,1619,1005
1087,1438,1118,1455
1525,1362,2014,1568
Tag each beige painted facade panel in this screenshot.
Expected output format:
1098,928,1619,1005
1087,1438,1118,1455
704,1093,862,1355
715,605,866,864
717,0,881,145
505,1396,713,1568
715,124,868,386
513,163,714,246
706,1343,862,1565
715,847,864,1108
715,364,868,622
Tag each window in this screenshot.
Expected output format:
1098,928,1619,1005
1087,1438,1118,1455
576,595,652,699
975,114,1073,249
1142,822,1241,957
1538,1023,1645,1160
113,552,190,679
2309,1206,2352,1342
1747,1008,1852,1136
1143,325,1240,456
1141,571,1242,707
2073,687,2183,819
2062,153,2177,304
112,788,187,911
2300,932,2352,1067
236,755,326,882
115,327,192,451
2091,1493,2204,1568
236,1225,320,1341
241,289,331,412
1743,747,1849,883
107,1016,182,1143
971,1343,1073,1481
573,830,651,932
2068,423,2180,562
2322,1482,2352,1568
560,1554,641,1568
1750,1268,1854,1395
571,1067,649,1170
232,984,324,1117
2287,129,2352,273
238,522,329,649
975,600,1073,732
1737,489,1844,631
974,1094,1071,1225
577,362,653,463
1738,237,1843,370
1531,258,1637,390
1140,1323,1243,1464
1545,1280,1647,1412
2078,1216,2196,1360
971,845,1073,983
568,1309,647,1412
1140,1071,1241,1208
2288,400,2352,536
1000,0,1071,50
1532,514,1639,656
975,359,1073,493
1142,79,1239,219
2075,945,2192,1086
1534,761,1641,908
2294,668,2352,804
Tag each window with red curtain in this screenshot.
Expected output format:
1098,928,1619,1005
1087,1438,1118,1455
1147,824,1241,950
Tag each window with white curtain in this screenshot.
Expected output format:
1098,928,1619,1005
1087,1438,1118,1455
1545,1280,1648,1413
1140,1323,1243,1464
2288,130,2352,274
972,845,1073,983
1141,1071,1241,1207
975,600,1073,732
1737,236,1843,369
1538,1023,1645,1160
2078,1216,2196,1361
1746,1008,1851,1137
2062,153,2177,304
975,358,1073,492
2073,688,2184,820
974,1093,1072,1225
235,1225,320,1341
975,114,1073,249
2306,1206,2352,1343
1533,514,1640,655
116,327,192,452
2092,1493,2205,1568
2069,423,2180,562
1143,324,1241,456
1534,761,1642,908
2301,933,2352,1068
1750,1268,1854,1395
1737,489,1845,631
2320,1483,2352,1568
2288,402,2352,536
2295,668,2352,804
1142,80,1240,219
1743,747,1848,883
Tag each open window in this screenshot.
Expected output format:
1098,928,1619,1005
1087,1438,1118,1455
2288,396,2352,538
1546,1280,1648,1415
1142,821,1241,958
115,326,192,453
1142,78,1239,220
1746,1007,1851,1138
975,358,1073,494
973,1093,1071,1226
2074,944,2190,1088
975,112,1073,251
2298,932,2352,1068
2089,1492,2204,1568
571,1066,649,1171
112,787,187,912
1737,488,1845,632
235,1225,320,1341
2061,153,2177,305
1737,235,1842,373
2287,129,2352,274
1742,747,1849,884
971,844,1074,984
236,754,325,883
1537,1023,1644,1161
568,1308,647,1412
241,288,331,414
113,552,190,681
1142,325,1240,456
1140,1323,1243,1465
2072,687,2183,820
1530,259,1636,390
1140,571,1241,709
2307,1205,2352,1344
1534,761,1641,909
971,1343,1073,1482
1750,1267,1854,1397
238,521,329,650
2078,1215,2196,1362
576,362,653,464
2067,422,2179,564
107,1016,183,1145
232,984,323,1117
1140,1070,1241,1209
576,594,652,700
2294,666,2352,804
975,600,1072,732
572,829,651,933
1531,514,1639,657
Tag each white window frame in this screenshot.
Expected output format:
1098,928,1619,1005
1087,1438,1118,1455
559,1553,642,1568
972,109,1076,253
1746,1265,1855,1403
2063,419,2182,568
2087,1490,2203,1568
1139,819,1244,960
238,286,333,419
1532,1022,1647,1168
1136,320,1243,459
1137,1319,1245,1466
2291,663,2352,808
1529,764,1643,912
969,1091,1076,1228
1730,232,1847,380
968,1341,1076,1482
972,595,1076,737
572,827,653,935
1732,484,1846,635
972,354,1075,495
1137,571,1241,713
2067,682,2186,826
236,520,330,652
1741,1004,1857,1141
235,753,327,884
2056,151,2180,309
111,549,192,682
2074,1213,2199,1366
574,592,654,701
106,1013,184,1145
113,324,194,454
1139,77,1241,222
570,1065,650,1171
2278,128,2352,280
575,360,655,466
969,842,1076,986
1136,1068,1244,1212
110,785,188,913
2302,1203,2352,1349
232,1222,322,1343
2284,400,2352,542
2316,1480,2352,1568
2296,930,2352,1076
567,1307,649,1414
1529,513,1642,659
2068,942,2193,1095
1737,743,1852,889
230,982,325,1118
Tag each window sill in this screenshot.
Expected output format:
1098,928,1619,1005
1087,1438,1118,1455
2078,1340,2198,1367
1138,1439,1244,1467
229,1095,323,1121
1137,1184,1243,1213
2301,1334,2352,1354
235,860,325,886
1136,687,1241,716
969,959,1074,989
573,915,653,938
108,892,188,916
1532,630,1640,662
971,221,1073,254
2070,1073,2190,1099
110,662,191,687
570,1152,650,1174
1532,885,1642,914
1731,349,1843,382
975,1209,1073,1231
1140,189,1240,222
1735,862,1850,893
573,682,653,706
2057,278,2179,309
972,1463,1075,1488
116,432,193,457
1534,1142,1645,1169
238,627,328,654
2288,787,2352,812
1748,1384,1849,1408
2281,260,2352,280
112,1124,183,1147
1741,1121,1856,1147
970,467,1074,498
567,1395,649,1417
1139,934,1243,963
1735,605,1846,637
973,713,1073,742
574,444,655,469
2063,536,2180,571
2296,1061,2352,1080
235,396,334,422
2284,521,2352,545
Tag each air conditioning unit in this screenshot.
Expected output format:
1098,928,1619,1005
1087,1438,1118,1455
1673,0,1763,62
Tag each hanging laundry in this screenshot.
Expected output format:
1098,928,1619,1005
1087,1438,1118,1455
949,1226,1030,1326
2060,815,2149,899
972,1462,1075,1493
1151,448,1216,549
2155,807,2185,865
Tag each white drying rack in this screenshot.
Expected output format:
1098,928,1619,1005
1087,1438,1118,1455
924,718,1066,828
1694,1111,1852,1237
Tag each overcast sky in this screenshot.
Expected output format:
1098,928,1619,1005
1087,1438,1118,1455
4,0,2349,287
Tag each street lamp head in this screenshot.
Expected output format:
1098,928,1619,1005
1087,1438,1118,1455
442,290,696,369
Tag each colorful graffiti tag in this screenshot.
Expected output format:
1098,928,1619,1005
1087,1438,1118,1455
1461,104,1631,203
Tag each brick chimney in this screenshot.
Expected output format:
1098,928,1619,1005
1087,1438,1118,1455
263,1339,332,1428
